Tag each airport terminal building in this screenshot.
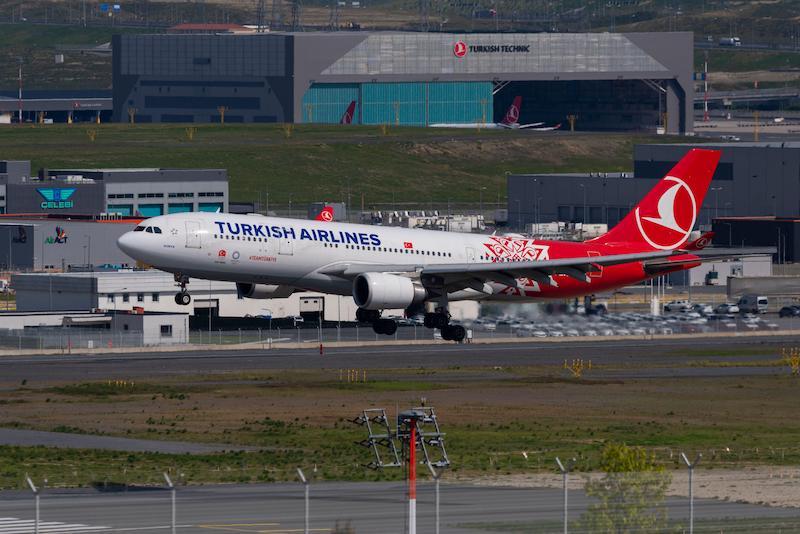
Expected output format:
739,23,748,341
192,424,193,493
112,31,693,133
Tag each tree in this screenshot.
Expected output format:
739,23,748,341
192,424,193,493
578,442,672,533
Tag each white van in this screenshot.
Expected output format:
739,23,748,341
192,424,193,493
737,294,769,314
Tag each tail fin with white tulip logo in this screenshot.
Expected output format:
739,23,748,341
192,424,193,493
500,96,522,126
591,148,721,250
340,101,357,125
315,206,335,222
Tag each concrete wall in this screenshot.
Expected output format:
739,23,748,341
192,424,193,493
110,312,189,345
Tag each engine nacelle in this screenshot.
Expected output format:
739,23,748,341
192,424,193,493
236,283,295,299
352,273,427,310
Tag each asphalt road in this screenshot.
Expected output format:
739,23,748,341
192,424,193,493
0,335,794,387
0,482,798,533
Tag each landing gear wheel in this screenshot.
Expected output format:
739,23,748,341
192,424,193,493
356,308,380,323
441,325,466,343
175,292,191,306
424,312,449,329
372,318,397,336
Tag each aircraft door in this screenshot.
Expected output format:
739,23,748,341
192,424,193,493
185,221,202,249
465,247,476,263
279,238,293,256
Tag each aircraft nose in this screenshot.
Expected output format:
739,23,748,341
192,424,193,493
117,231,139,257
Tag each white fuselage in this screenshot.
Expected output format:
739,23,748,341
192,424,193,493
117,212,552,299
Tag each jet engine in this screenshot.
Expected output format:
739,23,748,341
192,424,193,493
236,283,295,299
352,273,427,310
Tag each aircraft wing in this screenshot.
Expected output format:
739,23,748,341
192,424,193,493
321,250,674,287
516,122,546,129
321,247,773,292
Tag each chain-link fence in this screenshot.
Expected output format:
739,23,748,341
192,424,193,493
0,314,799,351
1,469,799,533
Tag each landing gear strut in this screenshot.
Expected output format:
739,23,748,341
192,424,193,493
174,274,191,306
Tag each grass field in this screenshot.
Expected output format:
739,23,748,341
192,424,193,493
1,353,800,490
0,124,674,205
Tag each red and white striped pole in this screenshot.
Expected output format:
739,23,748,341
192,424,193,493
408,420,417,534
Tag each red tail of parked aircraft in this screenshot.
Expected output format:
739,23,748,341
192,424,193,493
315,206,335,222
340,101,356,125
500,96,522,126
592,148,721,251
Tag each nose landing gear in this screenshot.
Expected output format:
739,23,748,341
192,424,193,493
174,274,191,306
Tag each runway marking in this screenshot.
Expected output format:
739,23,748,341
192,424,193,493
197,524,328,533
197,524,279,533
0,517,110,533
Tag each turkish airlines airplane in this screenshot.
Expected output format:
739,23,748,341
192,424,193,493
340,101,357,125
430,96,558,130
117,149,756,342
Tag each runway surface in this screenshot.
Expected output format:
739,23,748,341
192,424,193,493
0,481,797,533
0,335,793,386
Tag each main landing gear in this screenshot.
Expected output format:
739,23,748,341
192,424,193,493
356,306,465,342
174,274,191,306
356,308,397,336
424,310,466,342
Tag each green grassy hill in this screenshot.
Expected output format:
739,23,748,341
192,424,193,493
0,124,677,206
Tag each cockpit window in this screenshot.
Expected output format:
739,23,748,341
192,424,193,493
134,226,145,232
153,227,162,234
145,227,153,233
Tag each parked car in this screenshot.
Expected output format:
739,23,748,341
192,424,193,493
691,303,714,315
664,300,691,312
779,305,800,318
715,303,740,314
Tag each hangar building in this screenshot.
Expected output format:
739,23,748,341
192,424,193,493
507,142,800,235
112,31,693,133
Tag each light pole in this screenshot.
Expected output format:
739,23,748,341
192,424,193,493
163,472,175,534
578,183,587,240
555,457,576,534
710,186,723,221
680,452,701,534
25,475,39,534
17,57,23,125
296,468,309,534
84,234,92,270
426,462,442,534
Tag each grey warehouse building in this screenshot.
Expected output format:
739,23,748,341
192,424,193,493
508,142,800,232
0,161,228,217
0,160,229,270
113,31,693,133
